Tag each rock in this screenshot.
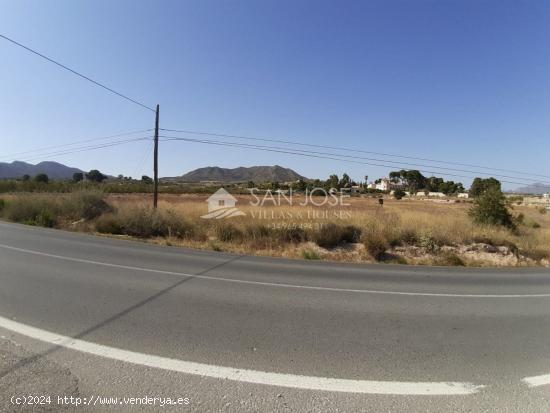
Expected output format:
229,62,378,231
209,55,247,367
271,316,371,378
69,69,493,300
483,244,498,253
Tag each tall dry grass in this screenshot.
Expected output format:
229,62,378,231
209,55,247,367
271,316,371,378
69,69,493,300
99,194,550,265
1,192,548,266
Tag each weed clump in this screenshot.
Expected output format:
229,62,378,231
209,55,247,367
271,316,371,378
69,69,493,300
312,224,361,248
469,188,514,229
95,207,197,239
5,197,60,227
215,223,243,242
302,249,321,260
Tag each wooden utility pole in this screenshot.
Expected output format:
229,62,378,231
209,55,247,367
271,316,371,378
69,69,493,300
153,104,160,208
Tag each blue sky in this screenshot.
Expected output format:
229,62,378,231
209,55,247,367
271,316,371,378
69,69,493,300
1,0,549,189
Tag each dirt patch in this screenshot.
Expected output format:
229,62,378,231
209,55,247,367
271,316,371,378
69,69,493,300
391,243,538,267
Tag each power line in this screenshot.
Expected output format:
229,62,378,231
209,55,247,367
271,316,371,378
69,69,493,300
0,129,153,161
160,135,550,187
0,34,155,112
20,137,152,162
159,136,550,189
132,140,154,179
19,137,152,163
161,134,550,185
161,128,550,181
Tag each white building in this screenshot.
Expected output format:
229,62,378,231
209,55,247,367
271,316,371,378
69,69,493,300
543,193,550,199
457,193,469,199
375,178,392,191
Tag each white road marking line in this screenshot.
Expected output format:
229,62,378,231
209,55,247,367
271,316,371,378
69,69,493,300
522,374,550,387
0,315,482,395
1,243,550,298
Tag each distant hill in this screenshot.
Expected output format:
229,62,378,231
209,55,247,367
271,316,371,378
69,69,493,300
512,183,550,195
0,161,84,180
175,165,307,183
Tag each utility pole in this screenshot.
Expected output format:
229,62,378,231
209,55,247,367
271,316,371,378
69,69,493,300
153,104,160,208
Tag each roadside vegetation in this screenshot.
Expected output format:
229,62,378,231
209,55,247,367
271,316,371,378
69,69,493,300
0,184,549,267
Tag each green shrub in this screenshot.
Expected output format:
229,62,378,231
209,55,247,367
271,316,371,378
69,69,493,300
361,229,389,261
277,227,308,244
340,225,362,243
215,223,243,242
515,213,525,225
393,189,406,200
469,188,514,228
34,173,49,183
154,210,197,238
311,224,340,248
209,241,222,252
311,224,361,248
399,228,418,245
34,210,56,228
5,197,60,227
418,231,438,252
67,191,111,220
95,214,123,234
245,224,271,239
302,249,321,260
435,252,465,266
117,208,155,237
0,198,5,214
95,208,196,239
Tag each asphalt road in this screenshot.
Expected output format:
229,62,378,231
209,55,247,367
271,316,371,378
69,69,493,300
1,220,550,412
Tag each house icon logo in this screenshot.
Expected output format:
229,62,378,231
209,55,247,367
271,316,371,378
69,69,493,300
201,188,246,219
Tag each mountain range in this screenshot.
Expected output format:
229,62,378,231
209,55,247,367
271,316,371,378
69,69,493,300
0,161,83,180
511,183,550,195
175,165,306,183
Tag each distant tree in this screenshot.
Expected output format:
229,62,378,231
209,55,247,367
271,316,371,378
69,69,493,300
141,175,153,184
339,173,352,188
405,170,425,194
469,187,514,228
389,171,401,183
86,169,106,183
438,180,465,195
327,174,339,189
469,177,501,198
389,170,426,194
296,179,308,192
21,174,30,181
117,174,124,180
393,189,406,200
247,180,255,188
34,173,49,183
263,181,279,190
72,172,84,182
425,176,444,192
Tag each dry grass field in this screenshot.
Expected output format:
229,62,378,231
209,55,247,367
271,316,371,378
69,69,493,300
1,192,549,267
101,193,550,267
